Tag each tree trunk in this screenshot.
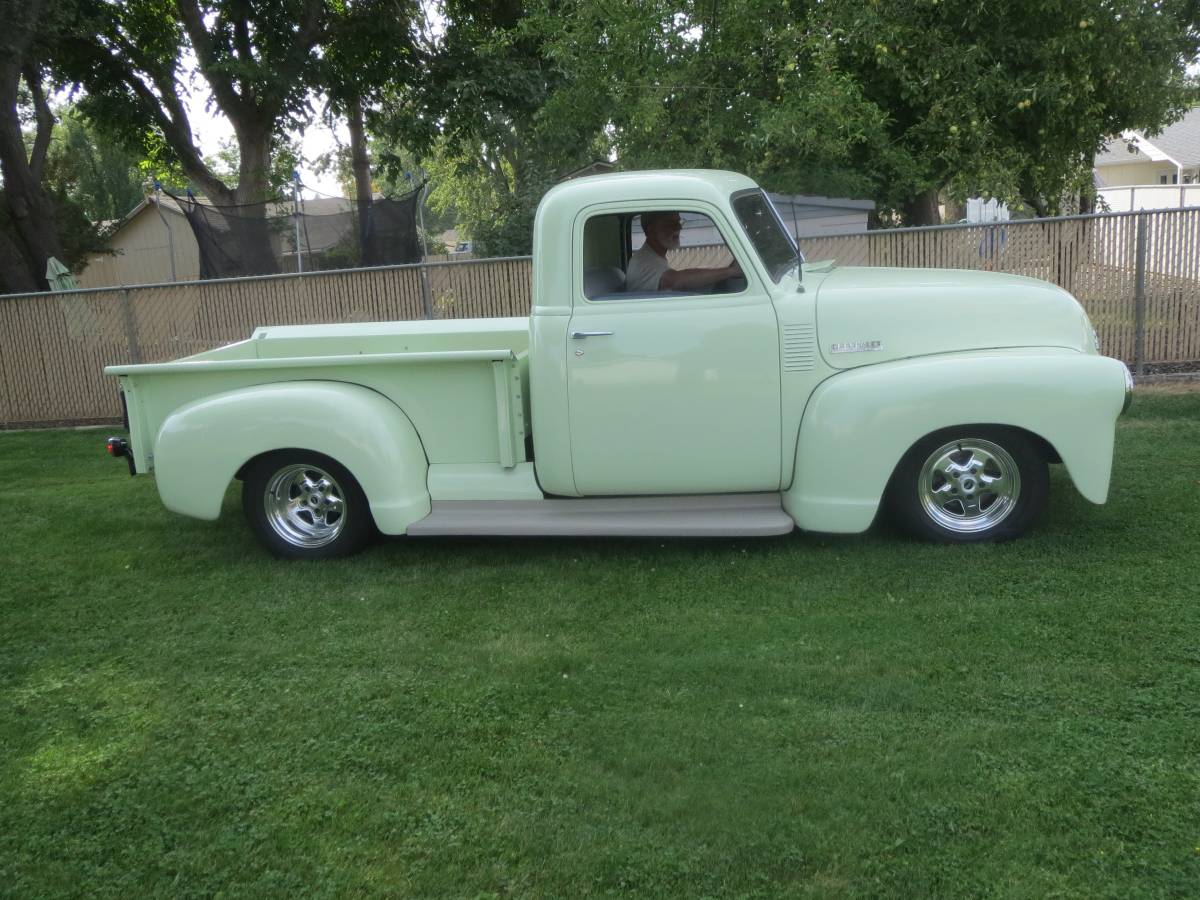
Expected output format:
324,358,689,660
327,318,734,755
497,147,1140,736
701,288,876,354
222,124,278,276
346,96,374,265
0,221,39,294
902,189,941,227
1019,174,1049,218
1078,159,1096,215
0,57,64,292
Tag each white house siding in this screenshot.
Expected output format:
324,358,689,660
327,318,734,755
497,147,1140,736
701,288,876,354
78,207,200,288
1094,161,1167,187
1099,184,1200,212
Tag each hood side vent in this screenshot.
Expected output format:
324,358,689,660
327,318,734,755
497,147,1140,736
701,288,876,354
782,324,816,372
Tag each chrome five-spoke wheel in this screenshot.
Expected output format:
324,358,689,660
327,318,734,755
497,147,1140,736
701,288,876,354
887,427,1049,543
264,464,348,549
243,452,374,559
918,439,1020,534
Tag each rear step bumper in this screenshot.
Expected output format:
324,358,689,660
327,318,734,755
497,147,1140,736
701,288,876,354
406,493,795,537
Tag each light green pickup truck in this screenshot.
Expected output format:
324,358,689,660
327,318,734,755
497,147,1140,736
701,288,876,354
106,170,1132,559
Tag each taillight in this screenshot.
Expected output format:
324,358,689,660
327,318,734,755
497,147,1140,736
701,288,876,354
106,437,136,475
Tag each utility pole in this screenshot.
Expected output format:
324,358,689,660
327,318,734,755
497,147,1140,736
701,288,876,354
153,180,177,282
293,170,304,274
407,170,434,318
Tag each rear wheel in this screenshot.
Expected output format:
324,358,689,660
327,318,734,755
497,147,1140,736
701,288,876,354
886,427,1049,543
242,451,374,559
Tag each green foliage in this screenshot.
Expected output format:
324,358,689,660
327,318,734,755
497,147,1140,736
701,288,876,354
376,0,613,254
2,390,1200,894
59,1,333,207
201,135,303,198
478,0,1200,224
810,0,1200,216
43,107,147,225
319,0,421,112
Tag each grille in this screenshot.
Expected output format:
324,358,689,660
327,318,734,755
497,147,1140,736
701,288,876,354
782,323,817,372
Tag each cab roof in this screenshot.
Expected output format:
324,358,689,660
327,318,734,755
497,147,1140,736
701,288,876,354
539,169,760,214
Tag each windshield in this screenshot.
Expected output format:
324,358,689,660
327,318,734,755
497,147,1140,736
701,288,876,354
731,190,801,283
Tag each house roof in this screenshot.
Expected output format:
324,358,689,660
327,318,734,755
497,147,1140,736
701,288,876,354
766,191,875,212
1096,106,1200,168
1095,138,1152,166
557,160,618,182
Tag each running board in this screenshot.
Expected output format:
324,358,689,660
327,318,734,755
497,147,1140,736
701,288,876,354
406,493,795,537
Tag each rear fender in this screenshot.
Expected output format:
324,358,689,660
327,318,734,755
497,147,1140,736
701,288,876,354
153,381,430,534
783,351,1129,533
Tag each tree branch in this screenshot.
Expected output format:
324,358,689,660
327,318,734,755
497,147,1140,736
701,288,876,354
232,14,256,106
23,64,55,181
175,0,248,126
82,39,231,202
256,0,325,114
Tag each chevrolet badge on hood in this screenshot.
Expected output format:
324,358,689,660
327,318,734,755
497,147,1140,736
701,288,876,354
830,340,883,354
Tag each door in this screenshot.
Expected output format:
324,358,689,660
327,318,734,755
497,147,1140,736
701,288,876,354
566,207,781,495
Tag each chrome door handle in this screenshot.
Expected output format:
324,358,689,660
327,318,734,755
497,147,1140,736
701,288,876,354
571,330,614,339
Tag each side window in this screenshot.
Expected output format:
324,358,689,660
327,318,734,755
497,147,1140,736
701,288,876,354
581,210,744,300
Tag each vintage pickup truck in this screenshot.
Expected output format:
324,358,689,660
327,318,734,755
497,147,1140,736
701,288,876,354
106,170,1132,559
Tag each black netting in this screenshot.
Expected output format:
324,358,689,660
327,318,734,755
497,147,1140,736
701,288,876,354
166,183,425,279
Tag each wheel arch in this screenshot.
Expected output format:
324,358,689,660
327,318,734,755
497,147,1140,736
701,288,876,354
153,381,431,534
783,351,1127,533
881,423,1059,496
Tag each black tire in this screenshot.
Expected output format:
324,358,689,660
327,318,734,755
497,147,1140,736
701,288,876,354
885,426,1049,543
242,450,376,559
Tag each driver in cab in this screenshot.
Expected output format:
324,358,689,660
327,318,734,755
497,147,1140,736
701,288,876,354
625,211,743,292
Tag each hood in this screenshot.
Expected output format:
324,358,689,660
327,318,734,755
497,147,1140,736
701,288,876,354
815,267,1092,369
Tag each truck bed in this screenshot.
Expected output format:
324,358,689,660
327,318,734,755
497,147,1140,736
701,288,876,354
105,317,532,475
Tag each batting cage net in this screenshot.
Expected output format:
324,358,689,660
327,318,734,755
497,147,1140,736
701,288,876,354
166,183,424,279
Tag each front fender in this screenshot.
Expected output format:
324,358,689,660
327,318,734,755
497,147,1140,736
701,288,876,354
154,380,430,534
783,350,1129,533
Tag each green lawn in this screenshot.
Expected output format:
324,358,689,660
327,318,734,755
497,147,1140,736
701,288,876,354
2,388,1198,898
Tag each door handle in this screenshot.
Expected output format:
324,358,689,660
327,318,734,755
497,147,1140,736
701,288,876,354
571,330,614,339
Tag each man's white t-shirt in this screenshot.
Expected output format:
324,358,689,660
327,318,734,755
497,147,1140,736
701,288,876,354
624,244,669,292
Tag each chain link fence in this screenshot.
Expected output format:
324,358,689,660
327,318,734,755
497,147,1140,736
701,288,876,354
2,206,1197,428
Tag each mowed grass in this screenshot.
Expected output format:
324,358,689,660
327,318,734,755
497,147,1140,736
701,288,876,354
2,388,1198,899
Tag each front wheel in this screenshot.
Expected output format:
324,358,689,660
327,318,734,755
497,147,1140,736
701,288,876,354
242,451,375,559
885,427,1049,543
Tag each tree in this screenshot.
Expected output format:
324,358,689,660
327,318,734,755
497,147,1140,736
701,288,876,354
44,106,147,225
317,0,421,264
811,0,1200,221
63,0,331,272
0,0,77,292
539,1,889,199
200,135,302,195
532,0,1200,225
376,0,611,255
